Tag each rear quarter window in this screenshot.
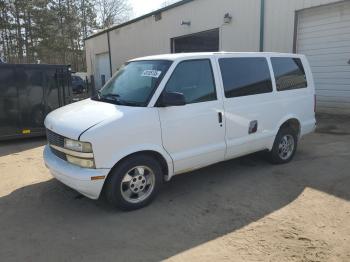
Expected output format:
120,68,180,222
271,57,308,91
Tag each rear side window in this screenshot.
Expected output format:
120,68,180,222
219,57,273,98
165,59,217,104
271,57,308,91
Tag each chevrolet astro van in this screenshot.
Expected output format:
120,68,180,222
44,52,316,210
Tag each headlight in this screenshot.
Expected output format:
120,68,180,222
66,155,95,169
64,138,92,153
64,138,94,168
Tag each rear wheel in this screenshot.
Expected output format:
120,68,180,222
268,127,298,164
105,155,163,211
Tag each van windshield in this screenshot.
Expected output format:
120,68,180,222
93,60,172,107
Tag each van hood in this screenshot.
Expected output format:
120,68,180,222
45,99,131,140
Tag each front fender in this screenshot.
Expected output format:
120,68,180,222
101,144,174,180
80,108,175,180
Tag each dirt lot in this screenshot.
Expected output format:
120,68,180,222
0,114,350,262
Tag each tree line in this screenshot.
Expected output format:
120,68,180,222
0,0,131,71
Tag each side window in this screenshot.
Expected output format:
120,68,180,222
219,57,273,98
271,57,308,91
165,59,217,104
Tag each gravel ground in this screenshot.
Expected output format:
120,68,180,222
0,114,349,262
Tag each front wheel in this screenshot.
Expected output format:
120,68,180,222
268,127,298,164
105,155,163,211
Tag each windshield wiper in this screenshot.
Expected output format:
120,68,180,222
115,99,144,107
103,93,120,99
97,93,143,107
93,92,119,102
92,90,102,100
92,92,117,104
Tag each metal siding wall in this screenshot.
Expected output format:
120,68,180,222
85,0,350,111
85,33,109,76
264,0,342,52
87,0,261,74
85,0,344,76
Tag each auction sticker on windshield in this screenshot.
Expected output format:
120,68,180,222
141,70,162,78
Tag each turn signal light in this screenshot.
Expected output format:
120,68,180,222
91,176,106,181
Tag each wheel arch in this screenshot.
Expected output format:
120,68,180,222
277,116,301,138
103,148,173,187
267,116,302,151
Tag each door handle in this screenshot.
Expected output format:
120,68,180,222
218,112,223,127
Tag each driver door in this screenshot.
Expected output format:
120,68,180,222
157,58,226,174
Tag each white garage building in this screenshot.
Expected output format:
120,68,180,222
85,0,350,114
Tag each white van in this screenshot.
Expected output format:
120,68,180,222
44,52,316,210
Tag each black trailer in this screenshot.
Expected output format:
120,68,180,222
0,64,72,141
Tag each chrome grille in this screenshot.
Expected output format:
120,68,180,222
46,129,64,147
46,129,66,161
50,147,67,161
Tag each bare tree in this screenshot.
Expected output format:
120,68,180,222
96,0,131,28
0,0,128,68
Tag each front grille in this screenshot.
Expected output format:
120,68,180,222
46,129,66,161
46,129,65,147
51,147,67,161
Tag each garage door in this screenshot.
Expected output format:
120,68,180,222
296,1,350,111
95,53,111,89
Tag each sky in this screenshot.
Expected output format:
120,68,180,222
130,0,179,18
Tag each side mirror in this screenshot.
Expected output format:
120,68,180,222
158,92,186,107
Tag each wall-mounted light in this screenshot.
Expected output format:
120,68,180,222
224,13,233,24
154,13,162,22
181,20,191,26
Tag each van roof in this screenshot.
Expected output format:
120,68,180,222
130,52,305,62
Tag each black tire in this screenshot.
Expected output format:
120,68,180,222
268,127,298,164
105,154,163,211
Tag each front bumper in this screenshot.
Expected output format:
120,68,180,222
43,145,110,199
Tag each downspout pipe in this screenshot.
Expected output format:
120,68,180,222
107,31,113,77
259,0,265,52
